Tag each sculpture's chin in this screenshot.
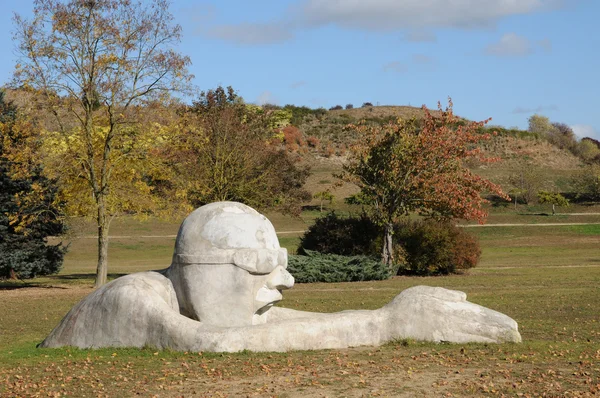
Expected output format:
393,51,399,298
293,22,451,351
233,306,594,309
252,300,281,325
254,286,283,317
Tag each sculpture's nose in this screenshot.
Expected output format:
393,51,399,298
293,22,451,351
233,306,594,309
266,266,294,290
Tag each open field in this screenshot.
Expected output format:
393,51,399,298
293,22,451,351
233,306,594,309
1,207,599,397
38,206,600,278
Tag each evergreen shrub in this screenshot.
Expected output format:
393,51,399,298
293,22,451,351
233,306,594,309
0,90,67,279
0,236,65,279
287,251,389,283
298,212,481,278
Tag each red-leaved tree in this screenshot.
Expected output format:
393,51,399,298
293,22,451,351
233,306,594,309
340,99,508,270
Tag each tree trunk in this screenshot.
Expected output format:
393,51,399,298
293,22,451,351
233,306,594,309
381,223,394,274
552,203,556,215
94,197,109,288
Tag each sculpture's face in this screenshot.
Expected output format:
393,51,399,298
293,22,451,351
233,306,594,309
176,262,294,327
168,202,295,327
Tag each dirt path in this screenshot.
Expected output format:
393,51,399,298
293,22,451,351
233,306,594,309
70,222,600,239
74,230,308,239
461,222,600,228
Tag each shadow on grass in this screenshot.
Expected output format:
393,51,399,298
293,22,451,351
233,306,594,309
48,273,127,281
301,205,322,212
0,281,64,290
0,273,127,290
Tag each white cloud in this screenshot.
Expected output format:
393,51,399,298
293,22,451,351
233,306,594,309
512,105,559,114
383,61,407,73
538,38,552,52
203,0,564,45
309,98,328,107
298,0,560,31
571,124,600,140
290,80,308,89
256,91,279,106
207,23,293,45
181,4,216,25
412,54,434,64
403,30,437,43
485,33,533,57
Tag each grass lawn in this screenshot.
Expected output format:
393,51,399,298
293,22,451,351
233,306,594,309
1,210,599,397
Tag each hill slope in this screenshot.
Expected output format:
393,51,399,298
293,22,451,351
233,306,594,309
287,105,583,204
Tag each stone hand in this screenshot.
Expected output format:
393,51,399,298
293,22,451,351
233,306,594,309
381,285,522,344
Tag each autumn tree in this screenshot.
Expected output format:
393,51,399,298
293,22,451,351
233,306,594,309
550,122,578,152
0,90,67,279
508,160,544,206
528,114,556,136
313,190,334,212
13,0,192,287
163,86,311,215
340,100,508,269
537,191,569,215
577,139,600,163
571,164,600,202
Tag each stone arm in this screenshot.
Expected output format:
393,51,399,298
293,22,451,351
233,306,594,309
40,273,520,353
39,272,390,352
266,286,521,346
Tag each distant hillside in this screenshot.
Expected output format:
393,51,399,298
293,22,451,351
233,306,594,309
284,105,584,203
329,105,439,120
289,104,439,147
287,104,581,166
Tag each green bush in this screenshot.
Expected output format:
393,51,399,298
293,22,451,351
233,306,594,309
298,213,481,278
571,164,600,202
297,212,380,256
287,251,389,283
0,237,66,279
395,220,481,275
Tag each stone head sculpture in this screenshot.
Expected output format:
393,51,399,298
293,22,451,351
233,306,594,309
166,202,294,327
40,200,522,351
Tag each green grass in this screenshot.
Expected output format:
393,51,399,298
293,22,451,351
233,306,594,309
566,224,600,235
467,224,600,268
2,259,599,396
277,236,302,253
1,209,599,396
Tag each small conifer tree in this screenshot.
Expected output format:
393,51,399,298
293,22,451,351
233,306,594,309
0,91,67,279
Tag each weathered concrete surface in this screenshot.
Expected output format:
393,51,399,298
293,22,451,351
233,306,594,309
40,202,521,352
381,286,522,344
165,202,294,327
40,279,520,351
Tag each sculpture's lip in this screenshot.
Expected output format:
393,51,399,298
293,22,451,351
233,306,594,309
255,299,281,316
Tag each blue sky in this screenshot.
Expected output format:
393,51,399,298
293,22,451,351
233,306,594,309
1,0,598,139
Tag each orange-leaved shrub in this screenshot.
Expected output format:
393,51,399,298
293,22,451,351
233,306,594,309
395,219,481,275
282,126,305,150
306,135,320,148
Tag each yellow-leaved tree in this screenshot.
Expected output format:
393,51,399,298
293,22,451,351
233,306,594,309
13,0,192,287
161,86,311,216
